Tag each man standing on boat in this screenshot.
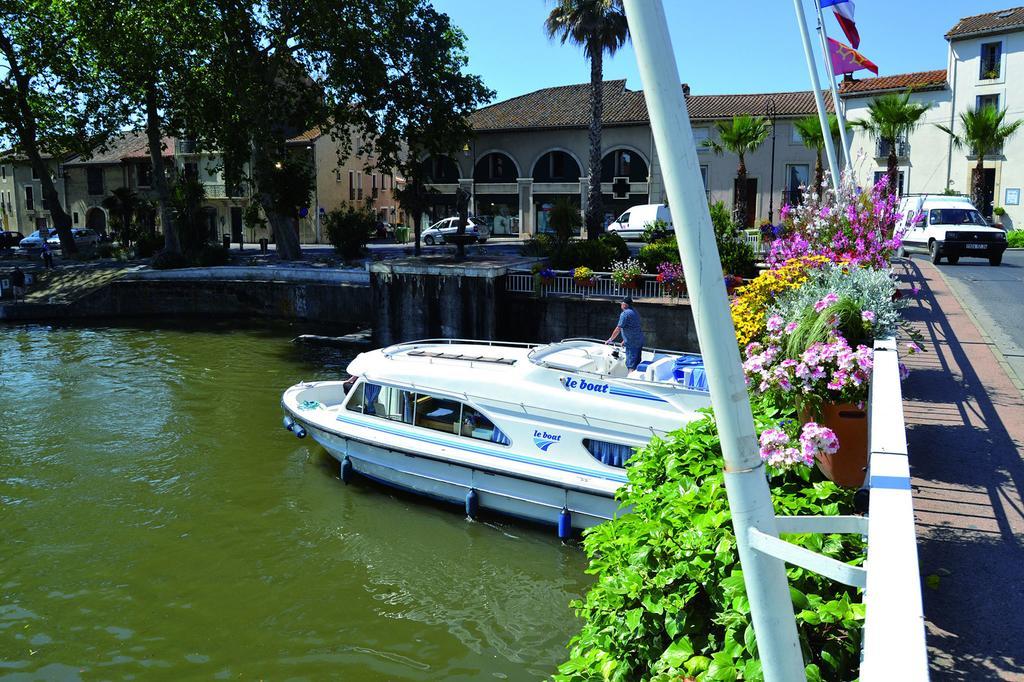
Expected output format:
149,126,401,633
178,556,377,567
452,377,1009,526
606,296,645,371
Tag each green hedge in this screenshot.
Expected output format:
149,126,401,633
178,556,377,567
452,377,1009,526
553,401,864,682
1007,230,1024,248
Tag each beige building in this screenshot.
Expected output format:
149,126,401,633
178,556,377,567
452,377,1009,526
0,153,66,236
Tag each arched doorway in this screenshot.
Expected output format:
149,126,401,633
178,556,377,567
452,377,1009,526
85,207,107,237
420,155,461,222
531,151,582,236
601,149,649,225
474,152,520,236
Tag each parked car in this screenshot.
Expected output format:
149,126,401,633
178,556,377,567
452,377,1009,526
19,229,57,252
422,217,488,245
896,195,1007,266
0,231,25,250
46,228,100,251
606,203,672,241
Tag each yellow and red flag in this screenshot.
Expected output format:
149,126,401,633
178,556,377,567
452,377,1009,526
828,37,878,75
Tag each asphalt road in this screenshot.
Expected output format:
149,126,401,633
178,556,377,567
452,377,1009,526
918,248,1024,391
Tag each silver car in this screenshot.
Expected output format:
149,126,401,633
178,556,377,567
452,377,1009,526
46,228,100,250
422,217,488,245
19,229,57,252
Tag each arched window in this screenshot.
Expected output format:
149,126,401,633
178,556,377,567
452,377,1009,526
600,149,648,182
420,155,460,183
474,153,518,182
532,151,581,182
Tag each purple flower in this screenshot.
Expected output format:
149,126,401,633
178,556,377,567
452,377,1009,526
861,310,876,324
814,293,839,312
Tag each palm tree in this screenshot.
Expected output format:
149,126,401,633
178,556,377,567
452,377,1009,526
852,91,930,196
545,0,629,240
703,115,771,228
793,114,846,193
101,187,141,247
936,106,1024,212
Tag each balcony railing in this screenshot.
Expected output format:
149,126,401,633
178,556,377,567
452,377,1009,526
876,139,909,159
204,184,249,199
507,269,676,300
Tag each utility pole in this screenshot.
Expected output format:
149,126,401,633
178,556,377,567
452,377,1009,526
814,0,853,172
621,1,806,680
766,97,778,222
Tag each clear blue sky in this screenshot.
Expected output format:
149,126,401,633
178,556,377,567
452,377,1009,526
431,0,1015,102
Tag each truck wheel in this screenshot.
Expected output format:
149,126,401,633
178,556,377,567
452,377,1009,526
424,235,435,246
929,240,942,264
947,255,959,265
990,254,1002,266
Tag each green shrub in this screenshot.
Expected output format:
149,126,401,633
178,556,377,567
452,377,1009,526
710,200,758,277
553,401,864,682
638,238,680,273
95,242,116,259
522,233,556,257
557,239,617,271
151,249,190,270
599,231,630,261
135,233,164,259
195,244,230,267
549,199,582,245
642,218,672,243
1008,230,1024,248
325,205,375,260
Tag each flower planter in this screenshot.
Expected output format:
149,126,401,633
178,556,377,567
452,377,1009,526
801,402,868,488
620,279,640,290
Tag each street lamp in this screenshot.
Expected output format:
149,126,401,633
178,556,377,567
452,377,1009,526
766,97,777,223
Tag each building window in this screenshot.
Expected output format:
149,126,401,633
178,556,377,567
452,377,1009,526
24,186,34,211
334,169,341,183
31,166,39,180
73,211,79,225
348,171,355,200
790,123,804,144
693,127,709,151
183,161,198,180
980,42,1002,80
137,163,152,187
876,135,908,158
786,164,810,205
87,167,104,195
700,165,709,200
976,93,1000,111
873,171,905,195
372,173,378,198
1,166,5,181
357,172,363,200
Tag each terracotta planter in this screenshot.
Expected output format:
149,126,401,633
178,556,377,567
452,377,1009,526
801,402,868,488
620,279,640,290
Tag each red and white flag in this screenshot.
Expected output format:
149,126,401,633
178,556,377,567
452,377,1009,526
821,0,860,49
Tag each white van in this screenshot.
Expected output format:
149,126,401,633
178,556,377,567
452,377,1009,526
606,204,672,241
896,194,1007,266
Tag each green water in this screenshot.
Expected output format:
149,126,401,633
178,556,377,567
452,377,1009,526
0,322,590,681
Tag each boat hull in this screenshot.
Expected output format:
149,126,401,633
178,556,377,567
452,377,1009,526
289,411,625,532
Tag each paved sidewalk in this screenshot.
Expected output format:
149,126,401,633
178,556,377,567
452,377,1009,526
897,257,1024,680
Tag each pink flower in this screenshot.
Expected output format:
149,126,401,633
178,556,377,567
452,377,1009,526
861,310,876,324
814,293,839,312
766,315,785,333
905,342,922,355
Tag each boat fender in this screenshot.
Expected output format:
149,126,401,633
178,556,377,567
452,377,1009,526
283,415,295,431
294,426,306,439
465,489,479,519
557,508,571,540
340,456,353,484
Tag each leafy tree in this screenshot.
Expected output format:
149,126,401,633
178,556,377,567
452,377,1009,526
191,0,490,261
548,198,582,245
852,91,930,196
393,161,437,256
703,115,771,228
936,106,1023,211
324,204,375,261
793,114,847,193
77,0,216,256
169,174,209,254
0,0,127,255
545,0,629,241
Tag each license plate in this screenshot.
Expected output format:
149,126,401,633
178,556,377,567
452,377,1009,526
966,243,987,250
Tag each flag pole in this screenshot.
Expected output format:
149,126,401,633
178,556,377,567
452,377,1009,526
793,0,840,186
815,2,853,172
621,1,806,680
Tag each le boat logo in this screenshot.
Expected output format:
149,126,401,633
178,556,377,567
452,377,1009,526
533,429,562,452
561,376,610,394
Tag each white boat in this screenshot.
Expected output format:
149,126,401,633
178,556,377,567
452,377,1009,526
281,338,711,536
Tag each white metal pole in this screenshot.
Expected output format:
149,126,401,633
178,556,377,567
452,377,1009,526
793,0,840,186
815,1,853,172
621,2,806,680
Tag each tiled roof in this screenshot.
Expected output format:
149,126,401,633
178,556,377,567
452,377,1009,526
287,127,322,144
468,80,829,131
946,6,1024,39
838,70,948,96
63,130,176,165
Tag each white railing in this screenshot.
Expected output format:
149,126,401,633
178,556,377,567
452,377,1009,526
861,337,928,680
506,269,681,300
742,229,762,254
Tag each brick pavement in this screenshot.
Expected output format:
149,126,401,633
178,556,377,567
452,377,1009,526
898,257,1024,680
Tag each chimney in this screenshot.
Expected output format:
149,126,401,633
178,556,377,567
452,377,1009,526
682,83,691,97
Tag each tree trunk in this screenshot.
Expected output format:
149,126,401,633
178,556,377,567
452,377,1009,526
887,142,899,197
973,155,986,210
735,155,747,228
0,29,76,255
145,81,179,254
585,45,604,241
252,145,302,260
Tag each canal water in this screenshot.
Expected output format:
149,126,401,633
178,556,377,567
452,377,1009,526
0,322,589,680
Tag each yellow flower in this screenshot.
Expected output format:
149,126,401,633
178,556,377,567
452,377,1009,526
730,256,829,346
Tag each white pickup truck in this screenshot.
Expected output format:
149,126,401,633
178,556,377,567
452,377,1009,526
896,195,1007,266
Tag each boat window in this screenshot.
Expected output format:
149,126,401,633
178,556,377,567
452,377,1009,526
460,405,511,445
414,394,463,434
345,380,366,413
583,439,637,468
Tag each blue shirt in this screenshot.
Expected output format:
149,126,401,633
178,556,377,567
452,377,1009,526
617,308,645,347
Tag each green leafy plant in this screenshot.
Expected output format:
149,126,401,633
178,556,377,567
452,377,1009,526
553,401,865,682
1007,230,1024,248
710,201,758,278
642,218,672,243
548,199,582,245
325,205,376,260
994,206,1006,216
600,231,631,261
639,238,680,273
